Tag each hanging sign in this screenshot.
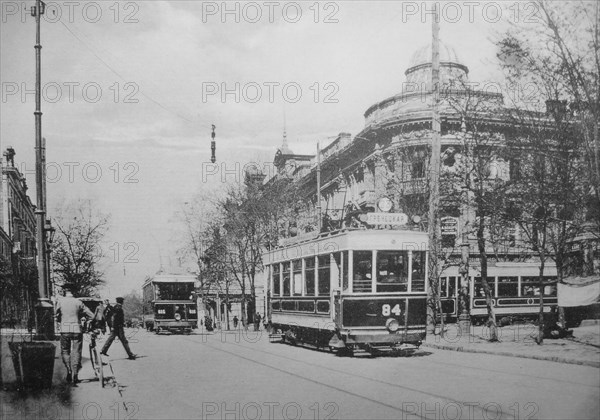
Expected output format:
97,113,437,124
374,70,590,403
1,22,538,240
441,217,459,235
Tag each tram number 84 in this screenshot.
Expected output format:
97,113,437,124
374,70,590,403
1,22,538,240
382,304,401,316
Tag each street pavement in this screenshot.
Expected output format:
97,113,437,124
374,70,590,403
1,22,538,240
2,327,599,420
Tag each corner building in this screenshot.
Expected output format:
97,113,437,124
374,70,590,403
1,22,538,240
263,44,559,324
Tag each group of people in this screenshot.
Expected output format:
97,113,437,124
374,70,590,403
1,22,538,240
55,290,137,385
231,313,265,331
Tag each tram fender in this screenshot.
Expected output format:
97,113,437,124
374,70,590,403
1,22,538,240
328,334,347,349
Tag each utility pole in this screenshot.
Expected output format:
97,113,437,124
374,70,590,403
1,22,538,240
32,0,54,340
316,142,322,232
426,3,441,336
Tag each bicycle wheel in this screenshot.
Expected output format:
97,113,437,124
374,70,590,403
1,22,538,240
89,345,98,377
91,346,104,388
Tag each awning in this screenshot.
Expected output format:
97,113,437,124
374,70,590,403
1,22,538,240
558,276,600,307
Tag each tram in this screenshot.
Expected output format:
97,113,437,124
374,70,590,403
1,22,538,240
439,262,558,324
142,273,198,334
264,229,428,355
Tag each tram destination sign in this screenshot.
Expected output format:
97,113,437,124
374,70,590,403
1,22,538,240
366,212,408,226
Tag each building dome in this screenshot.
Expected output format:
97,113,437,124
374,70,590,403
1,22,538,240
404,42,469,87
408,42,463,68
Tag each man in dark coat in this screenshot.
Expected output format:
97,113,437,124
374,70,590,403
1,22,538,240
101,297,137,359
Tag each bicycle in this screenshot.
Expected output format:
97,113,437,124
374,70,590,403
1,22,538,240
86,325,115,388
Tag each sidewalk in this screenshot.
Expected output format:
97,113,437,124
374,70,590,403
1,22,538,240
1,331,124,420
422,322,600,368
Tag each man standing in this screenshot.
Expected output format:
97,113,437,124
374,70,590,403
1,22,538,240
101,297,137,359
55,289,94,384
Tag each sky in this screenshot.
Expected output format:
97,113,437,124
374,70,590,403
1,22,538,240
0,0,520,297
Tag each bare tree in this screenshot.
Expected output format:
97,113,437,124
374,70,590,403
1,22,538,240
51,199,110,297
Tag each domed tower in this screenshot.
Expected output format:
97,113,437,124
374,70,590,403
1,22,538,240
404,42,469,89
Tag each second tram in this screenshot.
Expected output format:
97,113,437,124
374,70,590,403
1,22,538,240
264,229,428,355
439,262,558,324
142,273,198,334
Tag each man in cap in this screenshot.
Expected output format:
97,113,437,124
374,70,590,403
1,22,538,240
101,297,137,359
55,288,94,384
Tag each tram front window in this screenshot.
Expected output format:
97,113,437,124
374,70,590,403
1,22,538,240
376,251,408,293
411,251,426,292
353,251,372,293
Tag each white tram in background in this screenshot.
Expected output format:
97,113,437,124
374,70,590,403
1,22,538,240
264,229,428,355
439,263,558,324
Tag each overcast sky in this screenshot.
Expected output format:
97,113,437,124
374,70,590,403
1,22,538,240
1,0,516,297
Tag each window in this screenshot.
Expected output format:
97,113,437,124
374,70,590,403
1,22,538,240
317,255,330,296
521,276,557,296
521,276,540,296
440,277,448,297
353,251,372,293
292,260,302,296
342,251,349,291
273,264,280,296
411,159,426,179
333,253,342,289
447,276,457,297
282,262,291,296
497,277,518,297
411,251,426,292
304,257,315,296
376,251,408,292
474,277,493,297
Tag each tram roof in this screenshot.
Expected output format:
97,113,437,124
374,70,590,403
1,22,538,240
264,229,428,263
143,274,197,286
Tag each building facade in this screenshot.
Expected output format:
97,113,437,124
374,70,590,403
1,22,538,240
0,146,38,329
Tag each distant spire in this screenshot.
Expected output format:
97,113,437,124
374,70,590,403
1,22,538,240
281,109,292,154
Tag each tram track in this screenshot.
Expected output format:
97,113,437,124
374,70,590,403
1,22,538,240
182,334,517,420
218,331,599,391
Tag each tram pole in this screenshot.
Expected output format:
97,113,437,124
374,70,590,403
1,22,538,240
426,4,442,336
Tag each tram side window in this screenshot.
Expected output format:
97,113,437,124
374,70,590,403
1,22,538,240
292,260,302,296
497,277,518,297
544,277,557,296
342,251,349,291
411,251,426,292
474,277,492,297
317,255,330,296
333,253,341,289
282,262,291,296
376,251,408,292
521,276,557,296
353,251,372,293
305,257,315,296
273,265,280,296
521,277,540,296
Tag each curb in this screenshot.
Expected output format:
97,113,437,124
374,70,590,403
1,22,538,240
422,341,600,368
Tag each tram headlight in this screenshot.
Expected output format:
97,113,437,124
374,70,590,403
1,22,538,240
386,318,400,332
175,313,182,321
